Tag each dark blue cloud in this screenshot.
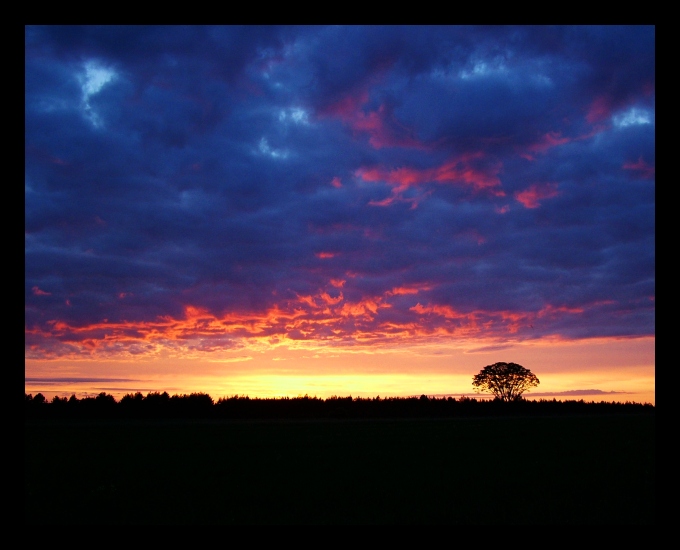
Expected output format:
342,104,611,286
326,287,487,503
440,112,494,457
25,26,654,356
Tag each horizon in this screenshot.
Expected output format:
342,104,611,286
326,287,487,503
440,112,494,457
26,386,654,406
25,26,655,406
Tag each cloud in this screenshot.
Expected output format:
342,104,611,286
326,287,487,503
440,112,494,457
25,26,655,360
514,182,560,208
32,286,51,296
623,156,655,179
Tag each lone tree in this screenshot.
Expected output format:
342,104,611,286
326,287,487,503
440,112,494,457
472,362,539,402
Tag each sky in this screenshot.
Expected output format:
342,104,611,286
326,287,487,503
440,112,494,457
25,26,655,403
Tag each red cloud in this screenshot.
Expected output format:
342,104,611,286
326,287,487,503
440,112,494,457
315,252,336,259
514,183,560,209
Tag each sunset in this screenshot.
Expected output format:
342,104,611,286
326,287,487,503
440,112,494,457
25,25,655,526
25,26,655,403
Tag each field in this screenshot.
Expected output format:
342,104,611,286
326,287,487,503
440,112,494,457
25,414,654,524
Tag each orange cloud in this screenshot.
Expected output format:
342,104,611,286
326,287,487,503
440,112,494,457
410,303,464,319
387,284,431,297
339,297,388,318
320,292,343,305
297,295,318,308
27,288,614,361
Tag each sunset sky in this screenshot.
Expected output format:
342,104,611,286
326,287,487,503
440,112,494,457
25,26,655,403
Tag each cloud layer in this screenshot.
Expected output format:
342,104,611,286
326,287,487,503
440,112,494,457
25,26,655,359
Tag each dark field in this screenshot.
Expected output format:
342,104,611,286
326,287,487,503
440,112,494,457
25,415,654,524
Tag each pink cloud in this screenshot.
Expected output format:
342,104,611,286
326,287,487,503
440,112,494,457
357,152,504,197
537,304,584,317
322,91,369,119
514,182,560,209
523,132,572,160
32,286,51,296
623,157,655,179
521,123,612,161
331,177,342,188
321,91,425,150
586,96,612,124
368,191,423,209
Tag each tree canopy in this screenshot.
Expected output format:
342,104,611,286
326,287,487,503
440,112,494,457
472,362,539,402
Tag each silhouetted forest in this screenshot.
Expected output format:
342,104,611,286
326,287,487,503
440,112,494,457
25,391,654,420
26,391,654,524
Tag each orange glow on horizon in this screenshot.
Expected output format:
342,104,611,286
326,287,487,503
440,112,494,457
25,335,655,405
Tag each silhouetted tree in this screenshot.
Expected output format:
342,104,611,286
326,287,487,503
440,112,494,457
145,391,170,404
120,392,144,405
95,392,116,404
472,362,539,402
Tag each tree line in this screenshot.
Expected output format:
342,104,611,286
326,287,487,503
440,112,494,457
24,391,654,420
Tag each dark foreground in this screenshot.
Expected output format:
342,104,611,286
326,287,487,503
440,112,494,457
25,414,654,524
